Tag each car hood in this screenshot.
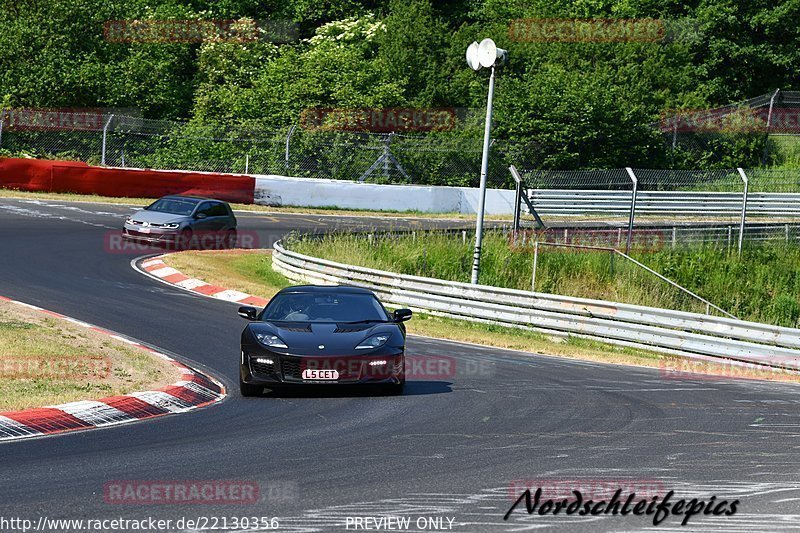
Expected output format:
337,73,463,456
247,322,397,354
130,210,187,225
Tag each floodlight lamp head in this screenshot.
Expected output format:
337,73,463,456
466,41,480,71
477,38,508,68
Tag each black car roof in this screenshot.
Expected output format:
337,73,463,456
276,285,376,296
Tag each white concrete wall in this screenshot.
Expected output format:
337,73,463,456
253,174,516,215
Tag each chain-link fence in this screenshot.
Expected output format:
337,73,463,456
515,166,800,249
660,89,800,168
0,110,523,188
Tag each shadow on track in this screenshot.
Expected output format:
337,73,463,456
242,381,453,399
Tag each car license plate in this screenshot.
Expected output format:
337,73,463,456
139,227,151,234
302,369,339,380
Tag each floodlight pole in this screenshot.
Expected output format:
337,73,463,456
470,66,495,285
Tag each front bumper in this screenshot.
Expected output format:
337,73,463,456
122,225,180,245
240,348,405,387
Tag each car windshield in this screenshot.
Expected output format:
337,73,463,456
261,292,389,323
145,198,198,216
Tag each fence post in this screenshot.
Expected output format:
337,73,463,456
762,89,780,165
0,110,4,149
672,120,678,149
531,240,539,292
509,164,544,229
737,168,749,257
609,249,615,276
245,154,250,174
101,114,114,166
512,167,522,236
284,125,296,172
625,167,638,254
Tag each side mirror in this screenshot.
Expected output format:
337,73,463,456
238,306,258,320
393,308,412,322
195,212,208,219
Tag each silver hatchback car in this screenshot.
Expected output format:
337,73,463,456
122,195,237,249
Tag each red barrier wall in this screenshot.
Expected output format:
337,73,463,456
0,158,255,204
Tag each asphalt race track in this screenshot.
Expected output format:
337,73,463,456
2,197,800,532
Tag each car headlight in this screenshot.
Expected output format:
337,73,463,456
356,334,390,350
161,223,180,229
254,332,288,349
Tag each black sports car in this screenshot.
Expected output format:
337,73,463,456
238,285,412,396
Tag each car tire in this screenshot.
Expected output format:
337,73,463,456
178,229,194,250
225,229,237,249
240,380,263,397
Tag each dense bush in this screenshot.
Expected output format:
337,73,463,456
1,0,799,174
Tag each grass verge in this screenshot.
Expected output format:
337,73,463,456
0,300,183,411
290,231,800,327
160,249,800,383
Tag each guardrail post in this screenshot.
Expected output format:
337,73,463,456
737,168,749,257
625,167,638,254
531,240,539,291
101,114,114,166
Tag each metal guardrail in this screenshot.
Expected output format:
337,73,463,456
528,190,800,216
512,166,800,255
272,240,800,371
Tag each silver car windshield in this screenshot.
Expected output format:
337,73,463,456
145,198,198,216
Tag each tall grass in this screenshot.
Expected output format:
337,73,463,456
291,231,800,328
